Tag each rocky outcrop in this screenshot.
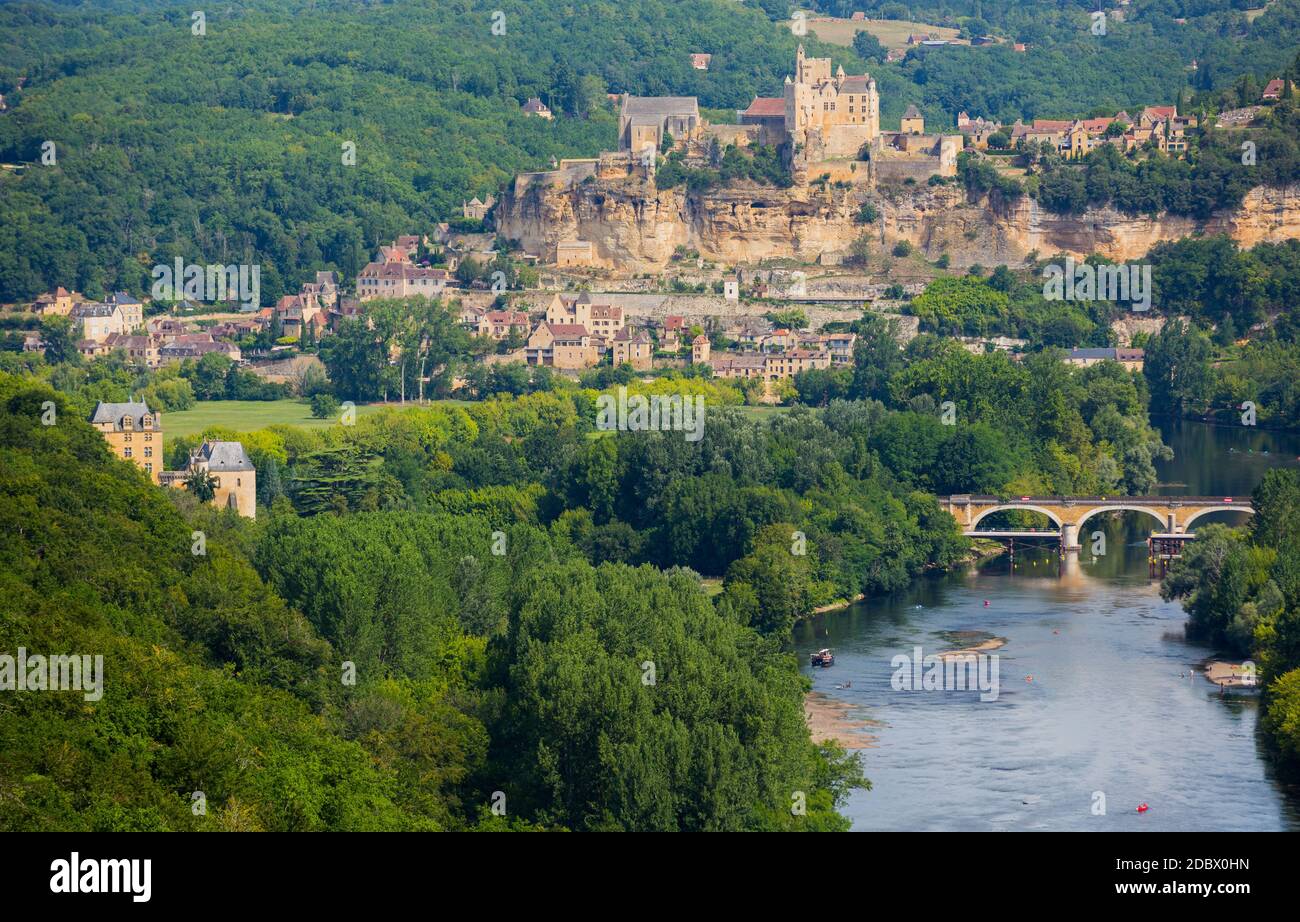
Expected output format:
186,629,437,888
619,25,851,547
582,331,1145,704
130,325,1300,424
496,172,1300,271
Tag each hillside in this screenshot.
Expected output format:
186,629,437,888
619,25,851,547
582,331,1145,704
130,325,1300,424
5,0,1300,302
0,373,865,831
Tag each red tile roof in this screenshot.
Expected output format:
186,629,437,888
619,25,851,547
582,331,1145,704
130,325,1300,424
545,323,589,337
743,97,786,118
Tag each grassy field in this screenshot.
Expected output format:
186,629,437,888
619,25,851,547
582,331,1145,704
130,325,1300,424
162,399,386,443
1245,4,1274,23
803,15,959,49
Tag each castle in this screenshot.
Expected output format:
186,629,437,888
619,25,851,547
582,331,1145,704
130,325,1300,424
496,46,962,268
749,46,959,183
784,44,881,160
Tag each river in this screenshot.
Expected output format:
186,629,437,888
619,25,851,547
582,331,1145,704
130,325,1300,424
795,418,1300,831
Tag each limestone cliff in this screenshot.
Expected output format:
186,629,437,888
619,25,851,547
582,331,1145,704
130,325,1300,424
496,174,1300,271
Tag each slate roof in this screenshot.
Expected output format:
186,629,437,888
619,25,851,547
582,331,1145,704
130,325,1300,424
1067,348,1143,361
622,96,699,119
90,400,157,429
196,440,255,473
72,302,118,318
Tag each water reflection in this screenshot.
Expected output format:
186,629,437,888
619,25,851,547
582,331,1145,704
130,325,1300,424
796,420,1300,831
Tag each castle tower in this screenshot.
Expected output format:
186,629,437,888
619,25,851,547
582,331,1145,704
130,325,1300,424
784,45,879,156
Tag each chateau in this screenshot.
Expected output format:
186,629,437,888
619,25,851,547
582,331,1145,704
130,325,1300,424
784,44,880,160
497,46,963,269
160,440,257,519
89,400,162,483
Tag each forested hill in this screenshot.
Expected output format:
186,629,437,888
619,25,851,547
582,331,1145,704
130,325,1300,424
4,0,1300,302
0,372,865,830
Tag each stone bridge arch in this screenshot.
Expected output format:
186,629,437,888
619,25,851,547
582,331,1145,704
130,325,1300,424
968,504,1063,531
1072,504,1169,534
1182,505,1254,531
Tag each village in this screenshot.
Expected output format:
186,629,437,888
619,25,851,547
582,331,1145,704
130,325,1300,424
16,42,1264,520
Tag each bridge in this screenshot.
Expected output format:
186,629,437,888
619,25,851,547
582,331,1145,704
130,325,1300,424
938,494,1254,550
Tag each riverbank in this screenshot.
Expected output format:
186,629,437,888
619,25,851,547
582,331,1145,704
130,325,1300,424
804,692,877,750
1203,659,1260,688
812,594,865,615
807,543,1005,618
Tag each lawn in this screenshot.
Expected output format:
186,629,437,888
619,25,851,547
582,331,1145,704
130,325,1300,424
803,15,959,49
1245,4,1274,23
162,399,385,443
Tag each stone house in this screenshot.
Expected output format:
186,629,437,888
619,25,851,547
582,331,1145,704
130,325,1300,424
525,322,599,369
610,328,653,371
89,400,163,483
161,440,257,519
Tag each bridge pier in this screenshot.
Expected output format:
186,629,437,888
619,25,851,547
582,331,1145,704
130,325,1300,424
1060,523,1081,552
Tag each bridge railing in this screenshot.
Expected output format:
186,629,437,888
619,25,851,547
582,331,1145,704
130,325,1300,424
938,495,1245,505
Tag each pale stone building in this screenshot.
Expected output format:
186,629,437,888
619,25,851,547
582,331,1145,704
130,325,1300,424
544,293,624,338
619,95,700,154
900,104,925,135
1065,347,1144,372
34,286,80,317
611,328,653,371
72,303,128,342
555,240,596,267
356,262,452,301
477,310,530,340
784,45,879,159
161,440,257,519
90,400,163,483
525,322,599,369
522,97,553,119
462,195,496,221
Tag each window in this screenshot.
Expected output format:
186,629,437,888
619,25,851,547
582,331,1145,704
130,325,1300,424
145,463,153,473
144,433,152,442
124,447,133,458
123,433,132,442
144,447,152,458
